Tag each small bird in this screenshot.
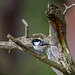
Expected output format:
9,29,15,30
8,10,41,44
32,39,54,52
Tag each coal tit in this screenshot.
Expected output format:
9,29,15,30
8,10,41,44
32,39,53,52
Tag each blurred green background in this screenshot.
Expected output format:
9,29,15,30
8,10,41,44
0,0,65,75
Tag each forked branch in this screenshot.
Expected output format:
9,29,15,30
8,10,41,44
7,34,67,74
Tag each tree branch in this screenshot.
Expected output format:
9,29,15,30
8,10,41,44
22,19,29,38
7,34,67,74
0,33,48,50
63,3,75,15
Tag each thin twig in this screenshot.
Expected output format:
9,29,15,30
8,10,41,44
63,3,75,15
7,34,68,74
22,19,28,38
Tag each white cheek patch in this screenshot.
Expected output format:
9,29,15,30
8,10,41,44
34,42,40,46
